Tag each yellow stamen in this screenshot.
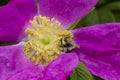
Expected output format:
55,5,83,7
24,15,73,65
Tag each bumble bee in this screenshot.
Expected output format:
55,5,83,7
58,37,76,53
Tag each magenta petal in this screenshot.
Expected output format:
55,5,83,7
43,53,79,80
72,23,120,80
78,52,120,80
0,0,36,42
38,0,98,28
0,43,44,80
0,42,79,80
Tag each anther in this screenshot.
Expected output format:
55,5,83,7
24,15,75,65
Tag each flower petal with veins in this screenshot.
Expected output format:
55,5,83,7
0,0,36,42
38,0,98,28
72,23,120,80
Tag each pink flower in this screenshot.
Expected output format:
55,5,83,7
1,0,120,80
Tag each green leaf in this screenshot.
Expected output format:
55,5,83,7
69,62,93,80
93,75,104,80
97,9,115,23
96,0,107,7
82,10,99,26
0,42,18,46
0,0,9,6
70,9,99,29
72,9,115,29
112,10,120,22
102,2,120,10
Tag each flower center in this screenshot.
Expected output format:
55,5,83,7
24,15,76,65
41,36,50,45
0,0,9,6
